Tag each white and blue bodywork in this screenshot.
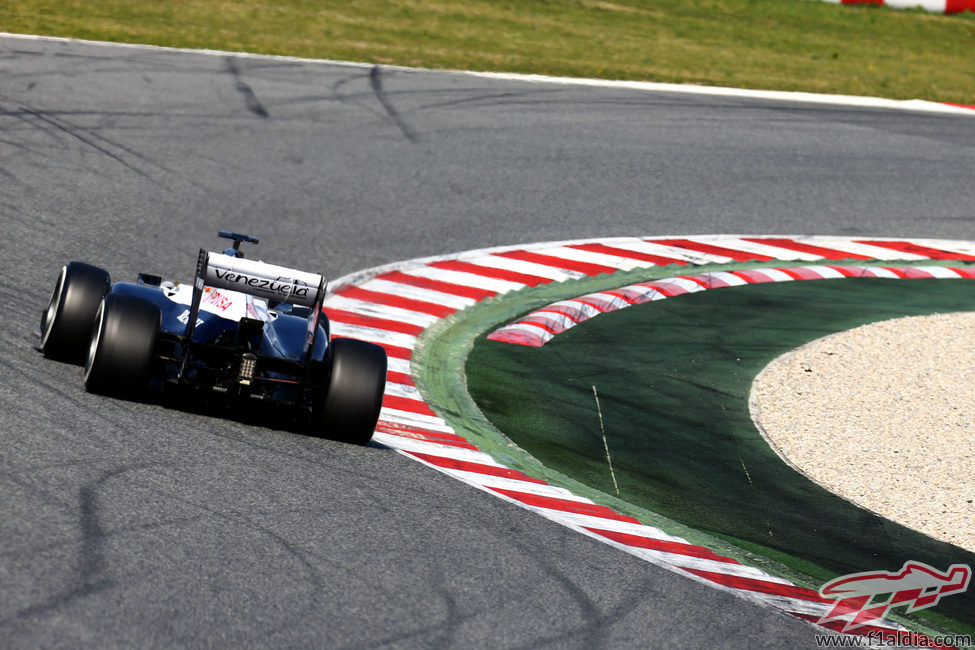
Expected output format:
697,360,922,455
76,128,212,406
40,232,387,444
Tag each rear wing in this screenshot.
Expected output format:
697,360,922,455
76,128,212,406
181,249,328,371
202,252,324,308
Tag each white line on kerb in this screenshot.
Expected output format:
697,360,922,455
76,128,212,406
592,385,621,496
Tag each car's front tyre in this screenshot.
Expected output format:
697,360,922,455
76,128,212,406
84,293,161,396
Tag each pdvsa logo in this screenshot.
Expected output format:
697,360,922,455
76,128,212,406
818,561,971,631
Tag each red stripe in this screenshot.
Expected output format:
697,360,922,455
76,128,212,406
944,0,975,13
538,302,599,321
382,394,436,417
428,259,551,287
638,281,691,297
647,238,774,262
730,269,779,284
386,370,414,386
776,266,827,281
379,343,412,360
894,267,939,279
377,270,498,300
334,286,456,318
386,433,477,450
574,296,617,312
485,328,548,347
568,242,687,267
877,266,911,278
824,265,869,278
604,287,655,304
585,528,740,565
494,250,618,276
741,237,871,261
326,309,424,336
683,274,731,289
514,315,565,335
489,487,643,524
855,240,975,261
947,266,975,279
405,451,548,484
330,336,412,360
681,567,830,604
375,422,476,449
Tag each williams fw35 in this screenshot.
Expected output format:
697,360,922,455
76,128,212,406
39,232,387,445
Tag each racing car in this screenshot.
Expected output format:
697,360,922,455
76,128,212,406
39,232,387,445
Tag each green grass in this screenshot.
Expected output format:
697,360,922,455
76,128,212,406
2,0,974,104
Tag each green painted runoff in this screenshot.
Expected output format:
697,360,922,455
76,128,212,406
467,278,975,632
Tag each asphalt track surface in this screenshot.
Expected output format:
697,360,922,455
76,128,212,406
2,35,975,648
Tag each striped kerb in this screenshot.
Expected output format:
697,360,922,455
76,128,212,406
323,235,975,644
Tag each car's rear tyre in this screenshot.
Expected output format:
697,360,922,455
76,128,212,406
313,338,387,445
84,294,161,396
40,262,111,363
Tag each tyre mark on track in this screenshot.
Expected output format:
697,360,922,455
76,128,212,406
2,460,328,638
225,57,270,119
369,66,418,143
0,94,210,191
13,104,157,184
4,465,139,623
0,103,197,192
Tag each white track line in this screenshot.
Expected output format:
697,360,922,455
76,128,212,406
3,32,974,118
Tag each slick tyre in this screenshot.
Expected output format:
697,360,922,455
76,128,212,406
40,262,111,363
84,294,160,396
315,338,387,445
